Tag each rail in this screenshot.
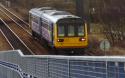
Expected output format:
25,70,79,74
0,3,29,26
0,6,31,35
0,18,33,55
0,29,14,49
0,50,125,78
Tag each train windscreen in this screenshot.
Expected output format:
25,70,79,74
57,18,85,37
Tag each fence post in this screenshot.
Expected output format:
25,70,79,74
68,58,70,78
47,58,49,78
106,61,108,78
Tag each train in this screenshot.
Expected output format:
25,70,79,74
29,7,88,53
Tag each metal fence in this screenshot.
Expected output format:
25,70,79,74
0,50,125,78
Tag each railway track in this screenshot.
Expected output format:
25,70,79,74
0,5,48,55
0,29,14,50
0,7,31,35
0,4,29,26
0,18,33,55
0,29,13,50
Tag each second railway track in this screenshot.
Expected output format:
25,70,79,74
0,7,31,35
0,4,29,26
0,5,48,55
0,18,33,55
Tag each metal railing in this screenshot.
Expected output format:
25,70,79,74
0,50,125,78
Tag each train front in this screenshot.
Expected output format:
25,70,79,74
54,17,88,52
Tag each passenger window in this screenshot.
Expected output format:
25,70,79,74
42,21,50,30
32,16,39,23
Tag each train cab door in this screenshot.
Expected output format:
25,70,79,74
50,23,54,47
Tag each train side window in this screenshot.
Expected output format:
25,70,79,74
34,18,39,23
42,20,51,31
32,15,39,24
68,25,75,36
58,26,65,37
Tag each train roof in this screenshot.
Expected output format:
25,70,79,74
29,7,80,23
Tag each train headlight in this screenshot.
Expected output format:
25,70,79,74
57,39,64,42
79,38,86,41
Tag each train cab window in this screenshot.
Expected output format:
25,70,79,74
58,26,65,37
68,25,75,36
78,25,84,36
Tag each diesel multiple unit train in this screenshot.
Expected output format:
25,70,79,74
29,7,88,52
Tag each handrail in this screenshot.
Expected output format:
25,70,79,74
0,50,125,78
